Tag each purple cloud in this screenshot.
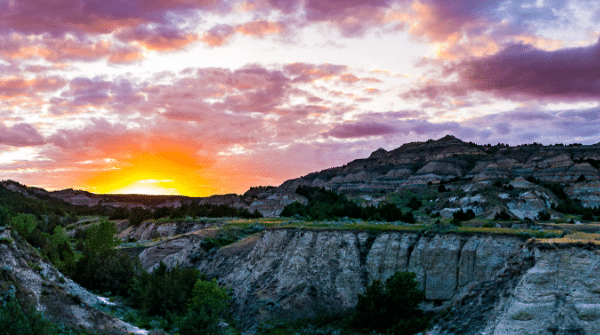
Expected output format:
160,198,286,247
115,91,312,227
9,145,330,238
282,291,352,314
0,123,45,147
325,122,396,139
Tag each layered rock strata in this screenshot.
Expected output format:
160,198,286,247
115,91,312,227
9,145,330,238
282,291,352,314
129,228,600,334
132,229,525,330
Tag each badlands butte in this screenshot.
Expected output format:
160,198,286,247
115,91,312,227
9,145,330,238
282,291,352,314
4,135,600,335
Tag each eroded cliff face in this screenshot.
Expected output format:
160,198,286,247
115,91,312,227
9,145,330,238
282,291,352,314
484,246,600,335
134,229,526,330
431,245,600,335
130,228,600,334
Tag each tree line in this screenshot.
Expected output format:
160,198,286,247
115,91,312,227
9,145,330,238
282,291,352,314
280,186,416,223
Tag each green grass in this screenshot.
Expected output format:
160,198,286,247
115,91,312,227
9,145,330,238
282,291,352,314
220,218,566,239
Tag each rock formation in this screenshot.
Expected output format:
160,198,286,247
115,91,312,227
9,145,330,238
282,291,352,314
125,227,600,335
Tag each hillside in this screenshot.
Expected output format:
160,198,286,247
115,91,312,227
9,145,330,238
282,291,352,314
244,135,600,219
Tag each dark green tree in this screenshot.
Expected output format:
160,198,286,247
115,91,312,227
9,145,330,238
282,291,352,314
407,197,422,211
352,271,428,334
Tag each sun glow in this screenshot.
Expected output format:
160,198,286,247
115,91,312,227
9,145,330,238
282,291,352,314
110,179,180,195
82,143,220,196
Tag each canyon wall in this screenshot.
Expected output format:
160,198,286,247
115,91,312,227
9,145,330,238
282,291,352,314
134,229,525,330
130,227,600,334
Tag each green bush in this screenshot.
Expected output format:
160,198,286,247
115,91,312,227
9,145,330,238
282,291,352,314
352,271,428,334
177,278,231,335
452,209,475,225
407,197,422,211
70,249,139,297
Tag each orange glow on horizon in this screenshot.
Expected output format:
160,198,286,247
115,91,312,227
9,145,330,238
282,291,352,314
83,143,219,197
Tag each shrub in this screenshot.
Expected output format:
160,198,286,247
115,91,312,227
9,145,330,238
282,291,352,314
452,209,475,224
582,211,594,221
536,210,551,221
407,197,422,211
177,278,231,335
129,207,152,227
10,213,38,240
494,211,512,221
352,271,428,334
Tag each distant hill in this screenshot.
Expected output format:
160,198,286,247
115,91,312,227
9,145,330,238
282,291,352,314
3,135,600,219
280,135,600,193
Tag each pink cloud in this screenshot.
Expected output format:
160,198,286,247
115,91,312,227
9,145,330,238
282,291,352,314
116,26,199,51
200,24,236,47
0,76,66,98
0,123,45,147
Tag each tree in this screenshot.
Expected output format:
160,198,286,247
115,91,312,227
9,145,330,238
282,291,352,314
407,197,422,211
84,218,117,251
10,213,38,240
352,271,428,334
129,207,152,226
178,278,231,335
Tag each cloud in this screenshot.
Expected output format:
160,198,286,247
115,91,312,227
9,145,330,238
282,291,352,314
0,0,222,37
0,123,45,147
404,39,600,102
284,63,348,82
236,20,286,37
0,76,66,99
0,34,144,64
116,25,199,51
325,122,396,139
200,24,236,47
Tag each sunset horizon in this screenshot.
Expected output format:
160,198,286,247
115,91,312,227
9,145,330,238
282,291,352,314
3,0,600,196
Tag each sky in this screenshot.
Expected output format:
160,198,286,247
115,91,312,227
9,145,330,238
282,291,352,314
1,0,600,196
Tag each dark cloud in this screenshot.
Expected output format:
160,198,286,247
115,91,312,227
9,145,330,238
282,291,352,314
325,122,396,139
457,40,600,99
404,39,600,101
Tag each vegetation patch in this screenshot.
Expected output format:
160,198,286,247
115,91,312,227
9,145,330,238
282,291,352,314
200,224,266,251
281,186,416,223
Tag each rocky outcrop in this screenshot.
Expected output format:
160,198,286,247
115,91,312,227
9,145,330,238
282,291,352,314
430,244,600,335
247,191,307,217
484,246,600,335
118,220,215,241
0,227,145,334
566,181,600,208
506,191,554,220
